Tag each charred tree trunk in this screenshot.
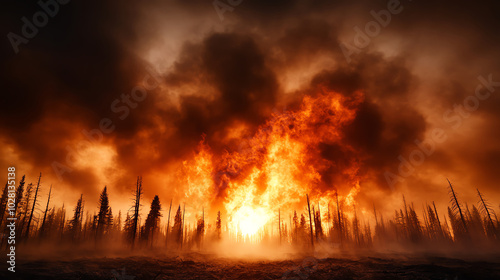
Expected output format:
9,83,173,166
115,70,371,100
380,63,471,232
278,208,281,245
39,185,52,238
166,199,172,246
432,201,443,237
306,194,314,250
328,202,331,234
26,173,42,239
131,176,143,249
477,189,497,237
181,203,185,249
336,191,342,246
447,179,469,235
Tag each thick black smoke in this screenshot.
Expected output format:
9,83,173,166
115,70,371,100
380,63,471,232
1,0,500,210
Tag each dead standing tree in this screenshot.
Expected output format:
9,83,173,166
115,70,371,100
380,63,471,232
477,189,498,239
278,208,281,245
38,185,52,238
17,183,33,238
306,194,314,250
182,204,185,248
130,177,143,249
166,199,172,246
447,179,469,237
216,211,222,240
315,202,323,241
336,191,343,246
25,173,42,239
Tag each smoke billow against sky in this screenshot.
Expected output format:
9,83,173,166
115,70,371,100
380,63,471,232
2,0,500,216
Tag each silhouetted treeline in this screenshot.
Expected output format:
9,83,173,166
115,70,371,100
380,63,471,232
1,175,499,253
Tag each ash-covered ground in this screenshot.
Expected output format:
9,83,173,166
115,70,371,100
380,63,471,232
3,252,500,280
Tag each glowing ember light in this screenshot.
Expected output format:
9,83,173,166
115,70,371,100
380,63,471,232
180,91,364,239
234,206,269,236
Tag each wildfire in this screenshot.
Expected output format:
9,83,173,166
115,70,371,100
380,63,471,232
181,90,364,238
234,206,269,236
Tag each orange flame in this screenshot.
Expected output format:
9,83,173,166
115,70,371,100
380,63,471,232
180,90,364,238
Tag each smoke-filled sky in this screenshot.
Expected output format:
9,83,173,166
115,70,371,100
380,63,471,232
2,0,500,218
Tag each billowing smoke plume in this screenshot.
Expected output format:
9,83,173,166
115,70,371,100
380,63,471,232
2,0,500,215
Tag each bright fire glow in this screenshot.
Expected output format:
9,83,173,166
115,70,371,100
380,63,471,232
180,90,364,239
234,206,269,236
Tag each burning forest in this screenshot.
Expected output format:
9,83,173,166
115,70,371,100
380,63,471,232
1,170,500,278
2,0,500,279
2,148,500,252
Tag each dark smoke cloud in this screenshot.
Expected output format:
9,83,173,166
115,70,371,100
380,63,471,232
1,0,500,212
170,32,279,145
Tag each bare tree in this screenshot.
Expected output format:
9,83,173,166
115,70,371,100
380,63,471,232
39,185,52,238
216,211,222,240
477,189,497,239
306,194,314,250
447,179,469,236
166,199,172,246
26,173,42,239
125,177,143,248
